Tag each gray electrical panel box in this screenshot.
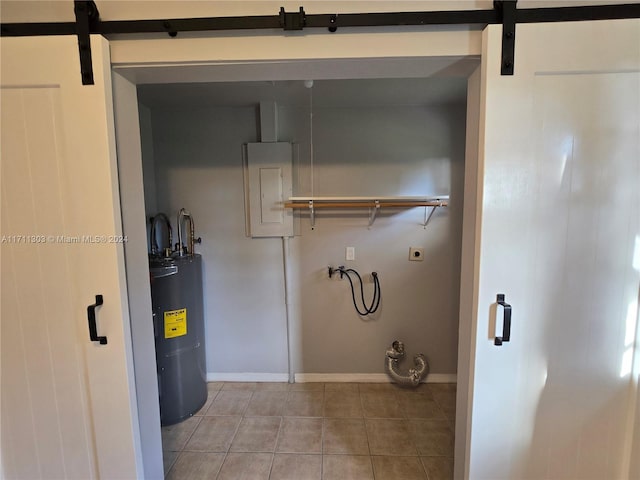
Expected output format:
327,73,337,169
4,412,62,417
246,142,294,237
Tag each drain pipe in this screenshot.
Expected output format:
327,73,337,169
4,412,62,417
385,340,428,387
282,236,294,383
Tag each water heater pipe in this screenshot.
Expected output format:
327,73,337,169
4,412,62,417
177,208,195,256
150,213,172,256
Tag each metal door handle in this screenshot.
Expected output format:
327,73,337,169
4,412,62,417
494,293,511,346
87,294,108,345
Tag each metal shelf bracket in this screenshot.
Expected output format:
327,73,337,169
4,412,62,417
422,200,444,228
309,200,315,229
368,200,381,228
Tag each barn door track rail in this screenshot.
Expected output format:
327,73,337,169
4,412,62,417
2,1,639,85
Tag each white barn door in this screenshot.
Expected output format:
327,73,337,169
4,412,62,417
1,36,140,478
468,19,640,479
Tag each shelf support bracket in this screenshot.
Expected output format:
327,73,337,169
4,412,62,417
423,203,441,228
309,200,315,230
368,200,381,228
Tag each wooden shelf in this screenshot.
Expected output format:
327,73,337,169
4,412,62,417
284,196,449,228
285,196,448,206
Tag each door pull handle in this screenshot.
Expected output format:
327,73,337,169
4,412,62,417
87,294,108,345
494,293,511,346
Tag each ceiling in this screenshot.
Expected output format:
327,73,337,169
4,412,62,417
137,77,468,109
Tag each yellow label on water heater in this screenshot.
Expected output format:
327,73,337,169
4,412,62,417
164,308,187,338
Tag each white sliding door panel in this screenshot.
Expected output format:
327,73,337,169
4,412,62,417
1,36,140,479
528,72,639,480
468,20,640,480
1,88,80,479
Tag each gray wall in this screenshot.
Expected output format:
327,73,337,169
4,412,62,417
150,107,289,374
139,104,157,215
144,100,465,377
283,105,465,374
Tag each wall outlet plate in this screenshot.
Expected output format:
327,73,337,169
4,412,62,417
346,246,355,261
409,247,424,261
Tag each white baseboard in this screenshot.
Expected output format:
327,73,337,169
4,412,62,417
294,373,457,384
207,373,289,382
206,372,456,383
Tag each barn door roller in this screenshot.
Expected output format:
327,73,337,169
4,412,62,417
495,1,517,75
73,0,99,85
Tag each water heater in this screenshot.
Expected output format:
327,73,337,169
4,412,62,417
150,254,207,425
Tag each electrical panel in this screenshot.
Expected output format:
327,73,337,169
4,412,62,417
245,142,294,237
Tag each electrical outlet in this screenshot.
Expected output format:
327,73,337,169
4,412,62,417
409,247,424,261
346,246,355,261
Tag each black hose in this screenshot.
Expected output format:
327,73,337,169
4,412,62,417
339,267,381,315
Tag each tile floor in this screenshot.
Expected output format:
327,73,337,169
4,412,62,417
162,382,455,480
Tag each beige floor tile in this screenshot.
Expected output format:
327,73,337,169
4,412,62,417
276,417,323,454
323,392,363,418
161,416,202,451
162,450,179,476
193,384,222,416
245,391,287,416
255,382,291,391
325,383,359,393
323,418,369,455
421,456,454,480
371,456,428,480
162,381,457,479
399,383,433,394
270,454,322,480
322,455,374,480
394,385,434,399
444,412,456,432
290,382,325,391
398,394,447,419
184,415,241,452
365,419,418,456
409,419,454,457
221,382,257,391
230,416,281,452
284,391,324,417
193,396,214,416
165,451,225,480
216,452,273,480
206,390,252,416
388,383,416,393
361,393,404,418
427,383,456,394
207,381,224,393
358,383,398,393
430,388,457,418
